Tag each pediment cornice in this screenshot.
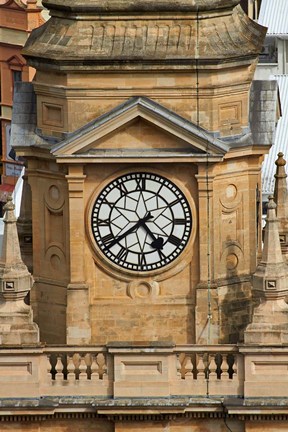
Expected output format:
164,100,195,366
52,97,229,163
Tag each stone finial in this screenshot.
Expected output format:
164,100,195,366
1,196,24,268
0,195,39,345
267,194,277,209
274,152,288,217
27,0,38,9
253,195,288,299
245,195,288,344
273,152,288,260
261,196,282,265
275,152,286,166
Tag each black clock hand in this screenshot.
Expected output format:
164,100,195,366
105,212,153,250
141,222,164,250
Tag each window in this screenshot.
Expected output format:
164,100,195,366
12,70,22,84
259,37,278,64
240,0,262,20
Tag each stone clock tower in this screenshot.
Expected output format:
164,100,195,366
12,0,272,347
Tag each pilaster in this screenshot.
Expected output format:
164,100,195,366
195,164,218,344
66,165,91,344
17,169,33,273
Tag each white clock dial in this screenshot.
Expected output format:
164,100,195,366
91,172,192,272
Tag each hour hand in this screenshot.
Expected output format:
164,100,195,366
151,237,164,250
141,222,164,250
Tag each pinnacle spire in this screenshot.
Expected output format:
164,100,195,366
244,196,288,344
1,195,25,268
0,195,39,345
274,152,288,259
252,196,288,300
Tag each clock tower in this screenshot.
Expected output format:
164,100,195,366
13,0,271,346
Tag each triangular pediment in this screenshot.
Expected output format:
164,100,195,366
7,55,24,67
0,0,26,10
52,97,230,161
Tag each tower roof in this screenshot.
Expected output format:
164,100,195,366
23,0,266,72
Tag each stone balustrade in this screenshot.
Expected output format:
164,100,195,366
0,344,287,400
174,345,243,397
0,344,242,399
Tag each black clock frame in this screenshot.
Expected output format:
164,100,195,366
91,172,192,272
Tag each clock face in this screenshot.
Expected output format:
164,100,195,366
91,172,192,272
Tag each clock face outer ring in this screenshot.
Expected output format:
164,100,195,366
88,170,196,276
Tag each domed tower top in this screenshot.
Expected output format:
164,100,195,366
23,0,265,72
20,0,267,138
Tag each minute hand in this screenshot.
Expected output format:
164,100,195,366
105,212,153,250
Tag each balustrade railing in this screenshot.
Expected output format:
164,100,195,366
175,346,238,381
1,344,287,401
0,345,243,399
45,348,108,382
173,346,242,397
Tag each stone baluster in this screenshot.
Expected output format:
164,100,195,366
209,354,217,380
79,354,87,381
176,354,182,378
46,354,52,381
196,353,206,380
97,353,107,380
91,354,100,380
221,354,230,380
55,355,64,382
101,354,108,380
184,355,194,379
67,354,76,382
232,354,237,378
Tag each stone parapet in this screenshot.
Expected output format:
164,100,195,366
0,344,241,399
2,343,288,425
1,344,288,411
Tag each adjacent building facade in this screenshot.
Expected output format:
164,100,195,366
1,1,288,431
240,0,262,19
0,0,44,201
254,0,288,202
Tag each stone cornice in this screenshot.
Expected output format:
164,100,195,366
43,0,240,13
1,397,288,423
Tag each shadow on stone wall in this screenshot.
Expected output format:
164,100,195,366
218,236,258,344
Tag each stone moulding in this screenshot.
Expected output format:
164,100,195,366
42,0,240,13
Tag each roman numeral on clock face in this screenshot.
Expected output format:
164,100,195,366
97,219,110,226
116,182,128,196
115,247,128,262
174,219,186,225
167,235,182,247
138,253,147,267
102,233,114,245
101,197,114,207
135,177,146,191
